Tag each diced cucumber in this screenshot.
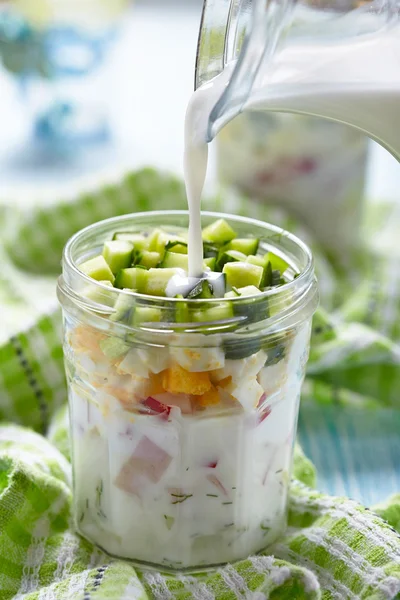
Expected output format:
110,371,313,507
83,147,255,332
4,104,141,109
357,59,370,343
225,285,267,323
222,238,259,255
102,240,133,274
268,289,292,317
83,280,114,307
246,254,272,287
113,232,149,251
193,302,234,322
246,255,268,268
165,240,188,254
134,306,162,325
240,285,263,296
203,256,216,270
175,295,190,323
145,268,182,296
202,219,237,244
79,255,115,283
267,252,289,274
224,288,240,298
216,250,247,271
114,267,149,291
187,280,213,299
203,242,219,258
161,252,215,273
223,338,262,360
262,261,273,287
263,338,286,365
162,252,189,270
271,269,283,286
148,229,172,256
99,337,131,359
110,291,136,323
139,251,161,268
223,262,264,289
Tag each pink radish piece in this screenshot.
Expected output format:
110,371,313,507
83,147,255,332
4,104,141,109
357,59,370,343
142,397,171,419
115,436,172,496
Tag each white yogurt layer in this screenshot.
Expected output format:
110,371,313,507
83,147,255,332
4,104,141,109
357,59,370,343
67,320,311,569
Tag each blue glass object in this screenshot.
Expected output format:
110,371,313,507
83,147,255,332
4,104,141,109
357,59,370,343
0,7,116,147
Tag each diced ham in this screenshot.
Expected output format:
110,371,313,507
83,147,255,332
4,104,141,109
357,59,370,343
114,436,172,495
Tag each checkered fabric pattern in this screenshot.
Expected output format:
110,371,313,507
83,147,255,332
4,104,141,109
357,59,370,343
0,168,400,599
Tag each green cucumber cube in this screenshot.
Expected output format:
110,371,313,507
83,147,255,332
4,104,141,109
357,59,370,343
148,229,171,255
202,219,237,244
145,268,181,296
110,291,136,323
102,240,133,274
187,280,213,299
79,255,115,283
223,238,259,255
139,251,161,268
246,254,268,268
193,302,234,322
134,306,162,325
113,232,149,251
267,252,289,274
162,252,189,270
99,337,130,359
83,280,114,306
114,267,148,291
165,239,188,254
175,296,190,323
203,256,216,270
216,249,247,271
236,285,262,296
223,261,264,289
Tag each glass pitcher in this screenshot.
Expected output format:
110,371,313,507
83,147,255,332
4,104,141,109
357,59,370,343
196,0,400,160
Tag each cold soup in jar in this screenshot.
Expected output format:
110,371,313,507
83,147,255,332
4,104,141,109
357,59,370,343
57,211,318,570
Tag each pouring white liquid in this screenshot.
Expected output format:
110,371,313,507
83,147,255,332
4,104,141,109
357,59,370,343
184,28,400,275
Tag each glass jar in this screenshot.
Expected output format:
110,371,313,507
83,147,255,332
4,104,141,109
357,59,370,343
57,211,318,571
217,112,368,260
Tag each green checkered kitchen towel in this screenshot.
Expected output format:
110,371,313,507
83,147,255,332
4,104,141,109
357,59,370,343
0,168,400,599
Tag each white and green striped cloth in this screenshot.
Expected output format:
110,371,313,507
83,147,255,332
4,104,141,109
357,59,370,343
0,168,400,599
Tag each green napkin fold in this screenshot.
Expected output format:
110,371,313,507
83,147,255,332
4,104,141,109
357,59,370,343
0,168,399,599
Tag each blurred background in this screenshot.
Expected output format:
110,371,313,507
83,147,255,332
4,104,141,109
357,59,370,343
0,0,399,505
0,0,398,201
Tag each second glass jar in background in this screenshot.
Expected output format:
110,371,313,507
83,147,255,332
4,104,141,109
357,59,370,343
57,211,318,571
217,113,368,262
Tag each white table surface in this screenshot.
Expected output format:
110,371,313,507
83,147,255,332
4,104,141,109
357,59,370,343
0,0,398,203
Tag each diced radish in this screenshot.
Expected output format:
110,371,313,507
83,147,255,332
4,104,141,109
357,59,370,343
153,393,193,415
141,396,170,419
115,436,172,495
206,461,218,469
207,473,228,496
258,405,272,425
258,392,267,408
